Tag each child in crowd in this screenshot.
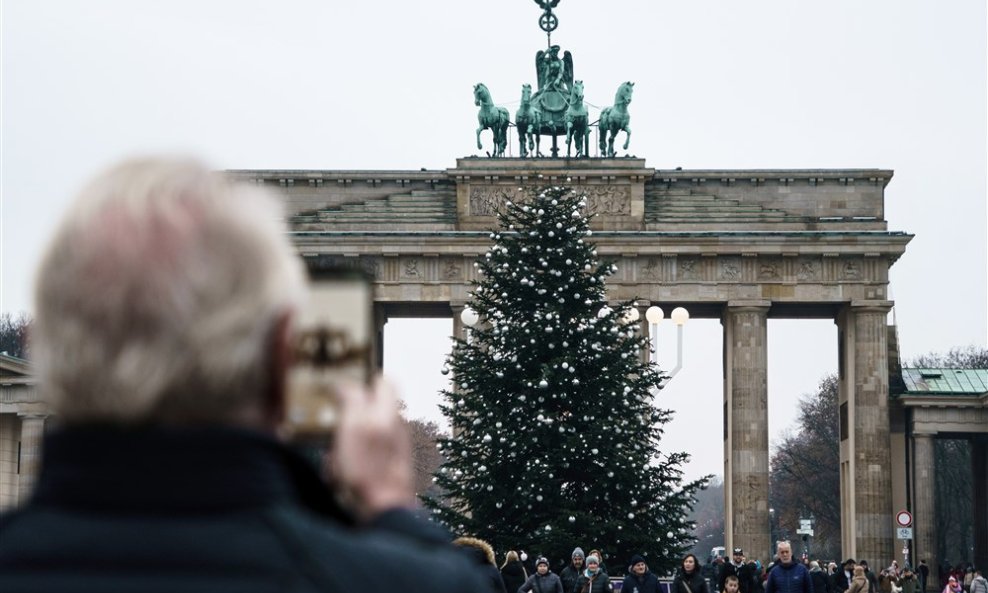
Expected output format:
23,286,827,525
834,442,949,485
724,575,741,593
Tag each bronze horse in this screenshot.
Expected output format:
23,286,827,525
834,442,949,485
599,81,634,157
474,83,509,158
515,84,542,158
565,80,590,158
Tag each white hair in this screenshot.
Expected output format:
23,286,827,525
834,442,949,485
33,157,305,425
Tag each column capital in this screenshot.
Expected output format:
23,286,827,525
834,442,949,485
726,300,771,311
849,300,894,313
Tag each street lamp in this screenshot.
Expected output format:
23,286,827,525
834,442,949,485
460,307,479,342
646,305,689,385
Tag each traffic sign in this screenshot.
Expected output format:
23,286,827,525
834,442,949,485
895,510,913,527
800,519,813,529
897,527,913,540
796,528,814,536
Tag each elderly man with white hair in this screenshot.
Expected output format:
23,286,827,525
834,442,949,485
0,157,489,593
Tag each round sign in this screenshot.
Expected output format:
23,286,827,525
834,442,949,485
896,510,913,527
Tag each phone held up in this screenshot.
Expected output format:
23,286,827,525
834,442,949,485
284,266,375,468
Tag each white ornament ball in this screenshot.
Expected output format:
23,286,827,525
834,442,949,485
539,379,548,388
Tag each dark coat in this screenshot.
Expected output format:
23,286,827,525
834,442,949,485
722,561,759,593
836,571,854,593
675,570,712,593
811,570,832,593
575,570,613,593
520,571,564,593
502,560,529,593
622,570,660,593
0,426,490,593
766,561,814,593
561,563,585,593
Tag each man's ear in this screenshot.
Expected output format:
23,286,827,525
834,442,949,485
264,309,295,432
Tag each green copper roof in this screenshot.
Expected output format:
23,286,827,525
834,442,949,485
900,368,988,395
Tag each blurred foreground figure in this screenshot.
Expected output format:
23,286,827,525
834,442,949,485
0,157,487,593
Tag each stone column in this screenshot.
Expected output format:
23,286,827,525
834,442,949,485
722,301,770,562
972,437,988,575
373,303,388,371
17,414,46,503
912,432,937,591
838,301,894,567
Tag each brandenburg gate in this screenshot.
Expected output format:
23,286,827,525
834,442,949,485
227,157,912,566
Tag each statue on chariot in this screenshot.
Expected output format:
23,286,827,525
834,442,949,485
474,0,633,159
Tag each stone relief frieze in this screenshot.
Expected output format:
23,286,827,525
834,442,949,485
641,258,661,280
469,187,515,216
443,259,462,280
842,260,862,280
720,258,741,281
468,184,631,217
758,259,781,280
401,258,421,279
797,258,819,281
678,257,699,281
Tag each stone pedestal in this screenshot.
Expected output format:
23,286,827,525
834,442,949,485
722,301,770,561
913,433,937,591
838,301,894,566
16,414,46,501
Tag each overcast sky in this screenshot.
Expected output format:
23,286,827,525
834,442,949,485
2,0,985,482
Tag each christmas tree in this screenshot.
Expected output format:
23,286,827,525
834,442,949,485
426,185,708,574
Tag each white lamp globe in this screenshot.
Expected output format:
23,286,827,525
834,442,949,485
461,307,480,327
671,307,690,326
645,306,664,324
622,307,640,324
597,305,612,319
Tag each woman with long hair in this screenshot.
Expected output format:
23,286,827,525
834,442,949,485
673,554,711,593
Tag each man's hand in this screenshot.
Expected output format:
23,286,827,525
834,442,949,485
329,379,414,522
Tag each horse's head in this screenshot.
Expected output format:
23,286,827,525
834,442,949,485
615,81,634,105
570,80,585,103
474,83,490,106
520,83,532,103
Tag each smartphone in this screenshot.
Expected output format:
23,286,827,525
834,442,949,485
284,266,374,441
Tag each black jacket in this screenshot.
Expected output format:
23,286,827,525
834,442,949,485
811,570,832,593
561,564,585,593
502,561,529,593
722,561,759,593
622,571,660,593
575,570,613,593
0,426,490,593
675,570,712,593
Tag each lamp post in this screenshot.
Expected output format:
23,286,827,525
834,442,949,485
645,305,689,385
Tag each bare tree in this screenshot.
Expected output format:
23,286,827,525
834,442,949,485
769,374,841,561
0,312,31,359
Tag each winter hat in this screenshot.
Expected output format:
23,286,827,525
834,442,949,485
949,577,957,583
572,548,586,560
537,557,549,567
587,555,601,565
630,554,646,567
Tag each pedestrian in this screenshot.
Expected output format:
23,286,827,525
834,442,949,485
575,554,614,593
968,570,986,593
848,566,871,593
837,559,858,593
589,549,609,576
862,561,880,593
918,561,930,593
764,541,813,593
562,548,587,593
501,550,529,593
622,554,660,593
964,569,974,593
454,537,508,593
724,576,743,593
811,561,832,593
721,547,758,593
0,157,490,593
518,556,564,593
944,576,962,593
674,554,712,593
901,567,918,593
